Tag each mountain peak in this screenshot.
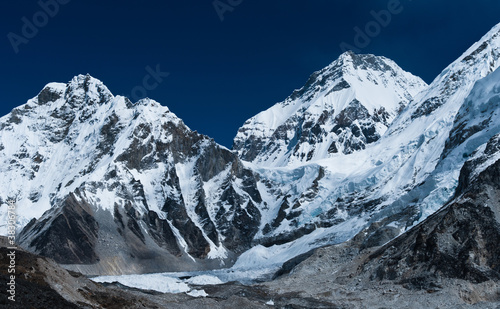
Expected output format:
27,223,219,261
34,74,114,108
287,52,425,106
334,50,358,66
66,74,107,93
65,74,113,106
234,53,427,165
336,51,389,69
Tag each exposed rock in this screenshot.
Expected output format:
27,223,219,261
18,192,99,264
163,196,211,259
37,85,63,105
144,211,182,256
364,158,500,288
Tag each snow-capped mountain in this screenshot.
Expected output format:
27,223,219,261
360,133,500,289
2,23,500,279
1,75,265,274
233,51,427,167
228,22,500,271
373,21,500,222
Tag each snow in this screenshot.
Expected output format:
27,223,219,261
202,164,232,229
186,275,224,285
167,219,196,262
42,82,67,93
175,159,229,260
187,289,208,297
91,274,222,297
90,266,271,294
442,66,500,180
92,273,190,294
235,216,366,270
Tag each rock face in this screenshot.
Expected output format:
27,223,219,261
20,192,99,264
354,140,500,291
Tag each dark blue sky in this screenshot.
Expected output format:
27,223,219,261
1,1,500,147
